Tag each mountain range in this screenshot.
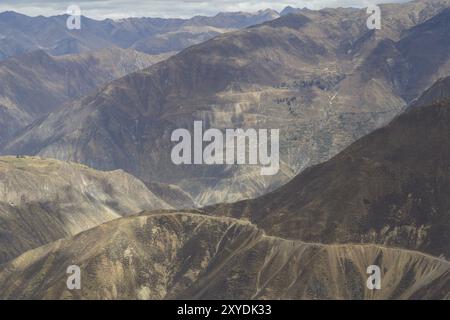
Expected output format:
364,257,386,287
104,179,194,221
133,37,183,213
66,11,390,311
0,156,170,265
0,47,171,144
3,0,450,206
0,0,449,300
0,212,447,299
0,9,280,60
1,77,450,299
206,77,450,259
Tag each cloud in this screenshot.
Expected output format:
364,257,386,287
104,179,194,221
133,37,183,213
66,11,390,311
0,0,410,19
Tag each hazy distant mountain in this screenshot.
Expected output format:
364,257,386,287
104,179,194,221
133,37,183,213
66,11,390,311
0,156,170,265
0,9,280,61
0,47,171,144
189,9,280,28
280,6,305,16
207,87,450,259
3,1,450,206
0,212,447,299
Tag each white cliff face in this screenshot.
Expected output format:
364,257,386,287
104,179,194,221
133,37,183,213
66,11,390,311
0,156,171,264
0,9,281,61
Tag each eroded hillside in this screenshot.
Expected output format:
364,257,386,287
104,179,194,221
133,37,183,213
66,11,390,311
0,213,447,300
0,156,170,264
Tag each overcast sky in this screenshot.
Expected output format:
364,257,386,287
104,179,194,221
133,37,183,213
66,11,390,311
0,0,410,19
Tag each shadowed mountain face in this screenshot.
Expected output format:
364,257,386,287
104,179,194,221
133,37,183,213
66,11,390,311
0,9,280,61
3,1,450,207
0,156,170,265
371,6,450,103
411,76,450,107
0,48,171,144
0,213,447,300
206,94,450,259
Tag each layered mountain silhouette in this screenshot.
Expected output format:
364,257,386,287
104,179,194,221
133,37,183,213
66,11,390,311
207,79,450,259
0,156,170,265
0,9,280,61
0,77,449,300
412,76,450,107
3,0,450,206
0,213,447,299
0,0,449,301
0,47,170,144
0,213,450,299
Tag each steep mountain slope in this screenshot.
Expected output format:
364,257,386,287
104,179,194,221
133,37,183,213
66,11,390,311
3,1,450,205
368,0,450,40
0,156,170,264
131,9,280,54
0,48,170,144
3,2,450,206
0,9,280,60
144,182,196,209
0,213,447,300
411,76,450,107
207,94,450,259
373,6,450,103
5,10,370,203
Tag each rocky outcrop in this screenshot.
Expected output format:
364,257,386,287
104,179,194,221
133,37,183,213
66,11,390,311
0,9,280,61
4,3,450,206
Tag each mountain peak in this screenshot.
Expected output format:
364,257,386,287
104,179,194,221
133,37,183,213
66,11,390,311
0,10,30,22
0,10,25,17
257,8,279,15
280,6,302,16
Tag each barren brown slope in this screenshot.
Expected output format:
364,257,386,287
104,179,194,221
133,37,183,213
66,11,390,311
206,93,450,259
0,156,170,265
0,48,170,144
3,2,450,206
0,213,447,300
